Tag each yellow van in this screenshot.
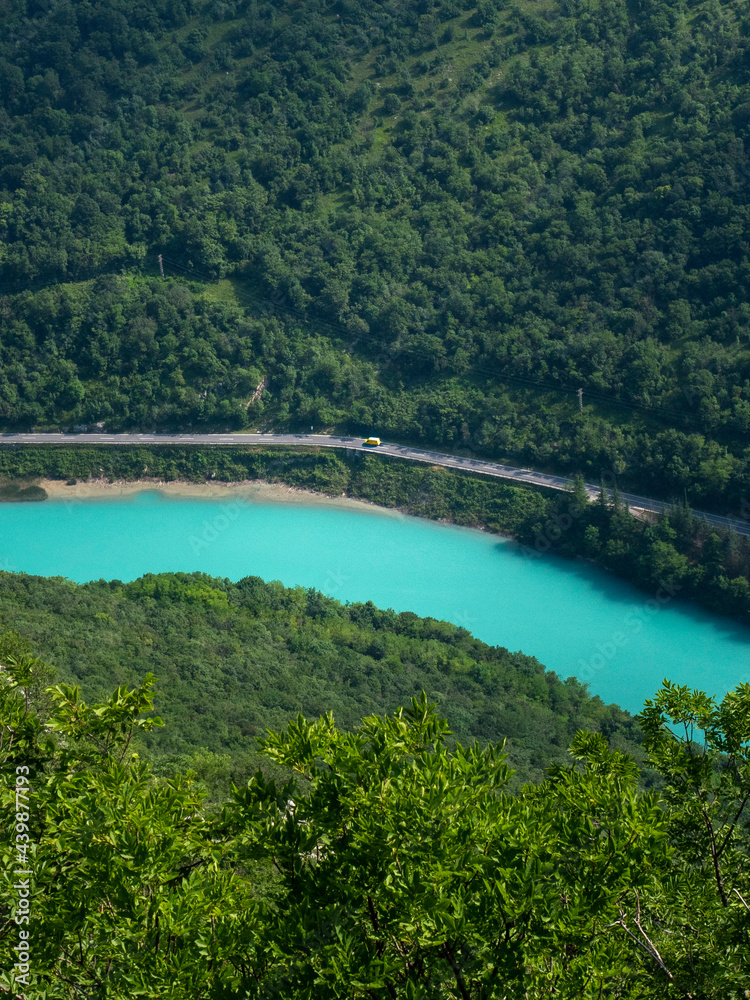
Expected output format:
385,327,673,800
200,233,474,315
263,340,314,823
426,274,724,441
363,436,381,447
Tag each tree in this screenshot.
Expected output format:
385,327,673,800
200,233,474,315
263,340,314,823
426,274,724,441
0,660,255,999
3,656,750,997
638,681,750,996
227,695,667,998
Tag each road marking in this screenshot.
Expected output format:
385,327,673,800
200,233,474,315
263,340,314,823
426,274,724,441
1,432,748,536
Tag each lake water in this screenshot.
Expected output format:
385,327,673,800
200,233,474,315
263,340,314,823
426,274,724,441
2,490,749,713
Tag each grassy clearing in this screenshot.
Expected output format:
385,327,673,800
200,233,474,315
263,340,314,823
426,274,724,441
201,279,240,306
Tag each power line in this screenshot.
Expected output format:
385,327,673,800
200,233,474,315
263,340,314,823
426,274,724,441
0,250,714,431
0,259,139,296
159,253,705,429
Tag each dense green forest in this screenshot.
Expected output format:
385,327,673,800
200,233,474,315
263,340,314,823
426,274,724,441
4,1,750,990
0,568,646,786
4,442,750,622
1,0,750,511
2,646,749,997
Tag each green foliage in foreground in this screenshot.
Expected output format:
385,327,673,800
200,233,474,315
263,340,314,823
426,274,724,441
1,653,749,998
3,441,750,624
0,570,642,787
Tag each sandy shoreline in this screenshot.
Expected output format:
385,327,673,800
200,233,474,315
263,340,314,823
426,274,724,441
38,476,403,516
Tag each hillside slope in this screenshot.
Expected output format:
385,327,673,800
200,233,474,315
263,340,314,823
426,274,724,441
0,568,647,784
1,0,750,508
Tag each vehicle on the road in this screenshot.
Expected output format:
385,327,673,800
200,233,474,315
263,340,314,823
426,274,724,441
3,432,749,537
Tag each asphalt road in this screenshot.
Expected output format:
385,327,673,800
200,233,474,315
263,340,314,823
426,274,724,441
3,431,749,538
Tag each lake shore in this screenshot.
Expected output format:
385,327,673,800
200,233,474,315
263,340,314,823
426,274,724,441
4,477,749,717
37,476,403,516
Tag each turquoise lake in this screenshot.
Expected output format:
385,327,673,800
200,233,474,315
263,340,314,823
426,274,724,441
2,490,749,713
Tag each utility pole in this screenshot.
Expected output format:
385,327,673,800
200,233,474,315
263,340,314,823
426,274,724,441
158,254,164,279
577,387,583,414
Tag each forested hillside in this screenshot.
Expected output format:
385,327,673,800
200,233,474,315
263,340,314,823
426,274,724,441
1,0,750,510
0,568,646,785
